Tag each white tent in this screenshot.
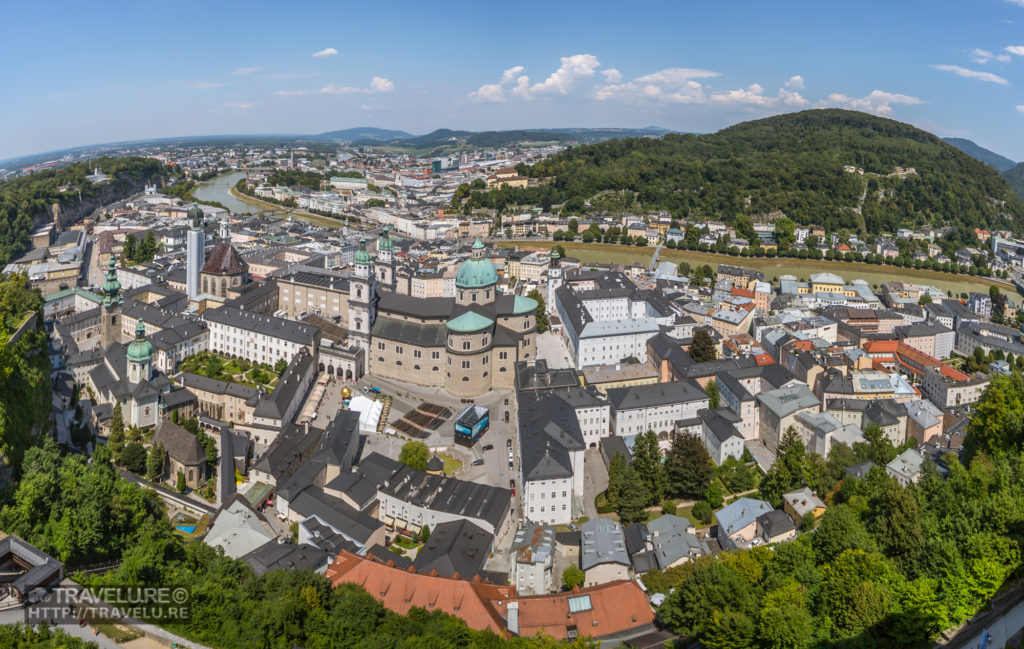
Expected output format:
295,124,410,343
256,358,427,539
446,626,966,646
347,395,382,434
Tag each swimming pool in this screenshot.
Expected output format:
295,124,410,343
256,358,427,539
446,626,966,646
176,525,196,534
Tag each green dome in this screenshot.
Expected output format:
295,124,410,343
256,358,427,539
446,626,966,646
512,295,539,315
102,255,121,307
447,310,494,333
456,239,497,288
354,237,371,264
378,226,394,252
126,319,153,363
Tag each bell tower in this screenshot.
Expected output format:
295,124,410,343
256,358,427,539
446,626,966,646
100,255,122,348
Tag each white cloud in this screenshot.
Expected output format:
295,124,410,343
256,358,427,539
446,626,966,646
468,83,507,103
1008,0,1024,6
274,89,308,96
601,68,622,83
232,66,261,76
1006,45,1024,56
998,53,1013,62
321,77,394,95
312,47,339,58
1017,105,1024,113
969,48,995,63
931,64,1009,85
189,81,224,89
711,83,779,106
469,65,528,102
369,76,394,93
822,90,924,116
223,102,253,109
785,75,805,90
529,54,601,95
595,67,719,104
500,66,525,84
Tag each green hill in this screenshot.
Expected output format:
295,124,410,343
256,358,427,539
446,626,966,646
1003,163,1024,202
943,137,1016,172
464,109,1024,235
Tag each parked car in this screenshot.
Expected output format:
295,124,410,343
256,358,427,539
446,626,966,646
506,439,512,449
508,460,514,470
482,444,493,451
472,459,485,466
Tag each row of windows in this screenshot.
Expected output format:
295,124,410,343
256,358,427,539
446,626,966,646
529,491,567,500
529,505,567,513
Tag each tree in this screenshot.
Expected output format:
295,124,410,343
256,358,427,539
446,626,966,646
690,329,717,362
147,442,165,481
123,233,137,261
919,294,933,305
274,358,288,375
812,504,876,564
120,442,147,474
664,433,715,499
706,379,720,409
631,431,665,505
176,471,187,492
398,441,429,471
561,564,585,590
760,427,807,506
617,467,650,524
528,289,549,333
692,500,713,524
860,422,898,465
705,481,724,509
109,402,125,459
606,452,627,509
420,524,430,542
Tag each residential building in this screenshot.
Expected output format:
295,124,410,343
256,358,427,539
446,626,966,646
608,380,709,439
579,518,630,586
511,523,556,595
716,497,773,550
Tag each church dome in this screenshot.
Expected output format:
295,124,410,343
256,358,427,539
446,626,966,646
378,225,394,252
126,319,153,363
455,239,497,289
355,237,372,264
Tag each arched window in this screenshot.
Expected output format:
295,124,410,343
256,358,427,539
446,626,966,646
462,376,469,381
463,341,471,350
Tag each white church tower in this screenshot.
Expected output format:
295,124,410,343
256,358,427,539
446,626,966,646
347,237,376,347
547,249,563,314
186,204,205,300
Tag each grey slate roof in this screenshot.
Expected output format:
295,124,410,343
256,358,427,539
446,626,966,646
412,519,492,579
371,316,447,347
291,487,384,547
646,514,707,566
241,541,330,576
517,390,586,481
203,306,318,346
152,419,206,466
758,509,796,540
379,465,511,531
580,518,629,571
607,379,708,411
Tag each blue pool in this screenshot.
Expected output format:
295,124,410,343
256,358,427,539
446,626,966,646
176,525,196,534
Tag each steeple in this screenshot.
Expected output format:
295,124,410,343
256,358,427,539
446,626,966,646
188,203,204,231
355,236,371,265
101,255,122,307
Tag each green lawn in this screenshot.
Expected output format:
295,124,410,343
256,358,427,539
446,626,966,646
440,453,462,476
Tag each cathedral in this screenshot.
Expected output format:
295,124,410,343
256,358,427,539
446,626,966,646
359,235,538,397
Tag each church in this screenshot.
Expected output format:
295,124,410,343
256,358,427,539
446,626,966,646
359,235,539,397
85,257,173,428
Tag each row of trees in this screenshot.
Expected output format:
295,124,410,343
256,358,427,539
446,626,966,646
122,230,159,264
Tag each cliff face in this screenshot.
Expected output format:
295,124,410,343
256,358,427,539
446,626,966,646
42,175,157,230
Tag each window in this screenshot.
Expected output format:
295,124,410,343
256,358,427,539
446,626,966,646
462,360,470,369
482,356,488,365
472,292,477,301
431,351,440,360
499,351,508,360
432,366,439,372
482,336,488,346
377,342,385,350
463,341,471,350
395,345,404,354
413,350,421,359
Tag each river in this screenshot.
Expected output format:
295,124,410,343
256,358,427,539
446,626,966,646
192,171,260,215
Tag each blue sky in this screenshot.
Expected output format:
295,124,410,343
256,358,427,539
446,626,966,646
4,0,1024,161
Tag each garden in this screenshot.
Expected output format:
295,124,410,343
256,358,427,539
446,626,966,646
179,351,287,389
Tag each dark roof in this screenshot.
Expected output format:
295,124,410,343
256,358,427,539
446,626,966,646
357,452,403,487
371,316,447,347
845,460,876,479
757,509,796,539
412,519,493,579
152,419,206,466
377,291,455,319
180,372,259,401
324,472,378,510
517,391,586,481
291,487,384,546
203,306,318,346
631,549,660,573
378,465,511,531
623,522,649,556
202,241,248,275
241,541,330,576
607,380,708,411
365,543,413,570
0,535,63,599
253,347,316,420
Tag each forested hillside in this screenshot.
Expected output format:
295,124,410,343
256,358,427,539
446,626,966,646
0,156,165,265
0,274,51,471
1003,163,1024,203
463,109,1024,235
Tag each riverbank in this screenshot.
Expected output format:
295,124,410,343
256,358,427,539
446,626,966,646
496,241,1012,298
226,184,353,229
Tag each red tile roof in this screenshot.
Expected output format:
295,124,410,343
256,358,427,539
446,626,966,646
494,581,654,641
325,551,514,635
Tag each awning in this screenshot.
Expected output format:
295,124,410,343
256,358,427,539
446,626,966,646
395,518,408,530
408,523,422,535
382,515,395,527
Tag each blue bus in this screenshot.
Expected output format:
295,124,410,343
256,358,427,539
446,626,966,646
454,405,489,447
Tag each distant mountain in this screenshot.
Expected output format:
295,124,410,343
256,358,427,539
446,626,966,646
465,109,1024,235
354,127,674,154
313,127,414,142
1003,163,1024,202
943,137,1016,172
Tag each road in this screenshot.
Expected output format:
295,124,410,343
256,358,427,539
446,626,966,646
942,583,1024,649
582,447,608,519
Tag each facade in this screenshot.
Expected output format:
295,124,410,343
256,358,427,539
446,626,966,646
204,307,320,366
510,523,556,595
579,518,630,587
369,239,537,397
608,380,709,438
517,390,587,525
756,384,819,453
279,271,351,321
716,497,773,550
200,241,249,299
